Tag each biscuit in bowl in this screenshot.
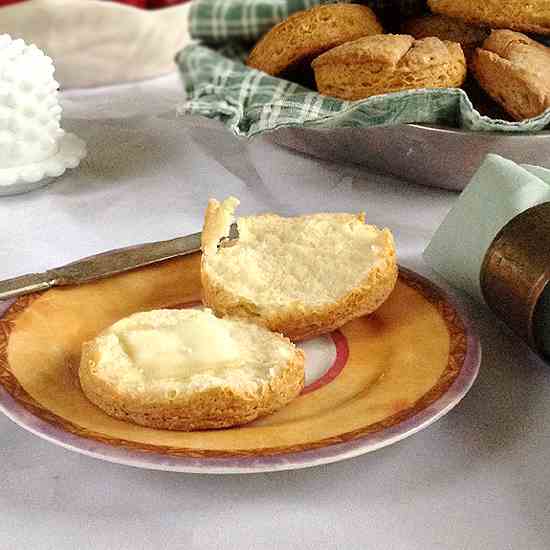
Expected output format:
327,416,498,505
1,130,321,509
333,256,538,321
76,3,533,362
401,14,488,65
312,34,466,101
428,0,550,36
473,30,550,121
201,197,397,341
246,3,383,77
79,308,305,431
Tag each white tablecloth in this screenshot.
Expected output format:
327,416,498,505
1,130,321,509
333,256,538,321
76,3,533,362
2,73,549,550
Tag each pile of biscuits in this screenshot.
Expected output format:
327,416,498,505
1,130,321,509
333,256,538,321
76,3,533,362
246,1,550,121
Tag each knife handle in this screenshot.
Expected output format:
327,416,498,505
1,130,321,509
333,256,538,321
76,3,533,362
0,273,55,301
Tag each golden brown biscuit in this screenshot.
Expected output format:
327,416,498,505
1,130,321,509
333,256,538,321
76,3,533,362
402,14,488,65
473,30,550,121
246,4,383,77
312,34,466,101
428,0,550,36
462,79,514,121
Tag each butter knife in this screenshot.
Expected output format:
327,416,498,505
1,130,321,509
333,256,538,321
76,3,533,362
0,232,202,301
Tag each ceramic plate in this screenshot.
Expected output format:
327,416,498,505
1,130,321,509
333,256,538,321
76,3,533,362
0,254,480,473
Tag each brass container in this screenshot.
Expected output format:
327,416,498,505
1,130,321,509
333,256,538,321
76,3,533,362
480,203,550,359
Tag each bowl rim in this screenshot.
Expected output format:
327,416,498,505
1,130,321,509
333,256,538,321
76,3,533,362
409,123,550,138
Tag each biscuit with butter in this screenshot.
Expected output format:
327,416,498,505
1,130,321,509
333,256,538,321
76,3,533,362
312,34,466,101
79,308,305,431
246,3,383,77
473,30,550,121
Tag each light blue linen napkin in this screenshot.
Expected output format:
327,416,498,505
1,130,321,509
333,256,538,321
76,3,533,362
424,154,550,355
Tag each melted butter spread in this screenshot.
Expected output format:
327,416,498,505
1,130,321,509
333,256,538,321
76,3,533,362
119,317,239,380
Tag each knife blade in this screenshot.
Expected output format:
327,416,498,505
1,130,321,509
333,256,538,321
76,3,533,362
0,231,202,301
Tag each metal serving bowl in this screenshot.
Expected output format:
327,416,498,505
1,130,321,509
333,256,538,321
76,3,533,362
270,124,550,191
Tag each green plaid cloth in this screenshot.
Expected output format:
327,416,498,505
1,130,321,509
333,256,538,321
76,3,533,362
177,0,550,137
